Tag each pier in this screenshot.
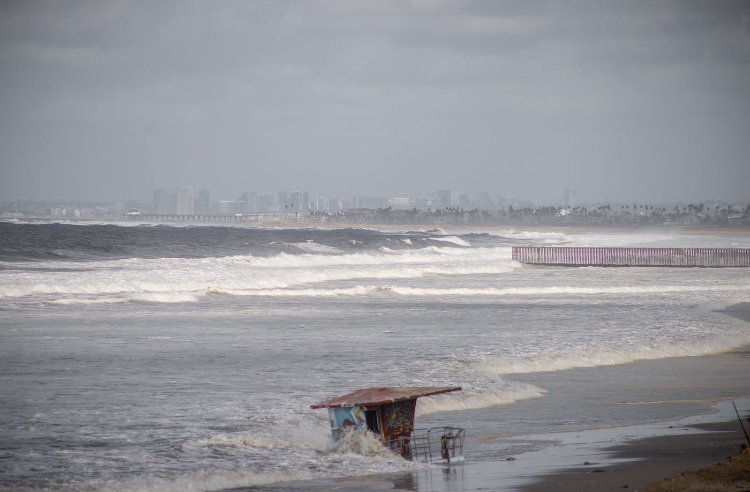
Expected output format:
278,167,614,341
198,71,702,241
512,247,750,267
121,213,298,223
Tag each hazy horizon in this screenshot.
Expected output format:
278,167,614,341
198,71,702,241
2,1,749,204
1,187,747,209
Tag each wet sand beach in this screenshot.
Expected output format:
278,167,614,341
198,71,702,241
521,413,750,492
520,303,750,492
233,401,750,492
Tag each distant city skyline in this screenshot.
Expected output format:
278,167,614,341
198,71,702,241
2,182,748,211
143,184,750,215
2,1,749,204
4,188,747,226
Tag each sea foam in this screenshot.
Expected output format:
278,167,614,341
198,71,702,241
0,246,517,302
475,330,750,376
416,382,546,416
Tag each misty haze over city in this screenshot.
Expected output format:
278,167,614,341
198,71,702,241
1,0,749,205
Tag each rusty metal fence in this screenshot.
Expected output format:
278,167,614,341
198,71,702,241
512,247,750,267
386,426,466,463
409,426,465,464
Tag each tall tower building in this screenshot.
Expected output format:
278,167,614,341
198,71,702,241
290,191,302,213
564,187,576,208
259,193,274,212
246,192,259,213
195,188,210,214
278,191,288,208
450,191,461,206
153,189,168,214
432,190,452,207
175,186,195,215
237,193,250,214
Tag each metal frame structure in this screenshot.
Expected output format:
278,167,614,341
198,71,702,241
393,426,466,464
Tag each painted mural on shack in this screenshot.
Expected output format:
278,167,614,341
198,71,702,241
327,400,417,441
328,406,366,440
383,400,416,437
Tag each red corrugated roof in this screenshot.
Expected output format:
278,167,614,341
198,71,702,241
310,386,461,409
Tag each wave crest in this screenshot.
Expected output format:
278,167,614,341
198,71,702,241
332,428,403,460
416,382,546,416
428,236,471,247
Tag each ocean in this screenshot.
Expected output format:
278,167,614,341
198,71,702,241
1,221,749,491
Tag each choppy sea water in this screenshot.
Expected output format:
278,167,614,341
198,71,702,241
1,222,749,491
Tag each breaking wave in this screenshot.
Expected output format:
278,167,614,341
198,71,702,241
8,280,749,305
207,283,750,299
416,382,546,416
332,428,405,459
288,241,345,254
428,236,471,247
0,247,517,302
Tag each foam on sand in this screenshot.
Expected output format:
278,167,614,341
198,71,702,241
475,332,750,376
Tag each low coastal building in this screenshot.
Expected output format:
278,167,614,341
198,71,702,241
311,386,465,463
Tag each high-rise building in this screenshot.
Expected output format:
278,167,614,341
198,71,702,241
564,187,576,208
302,191,310,212
237,193,250,214
450,191,461,207
246,192,259,213
354,196,387,209
432,190,452,207
153,189,168,214
195,188,210,214
389,194,410,207
216,200,240,214
259,193,274,212
175,186,194,214
290,191,302,213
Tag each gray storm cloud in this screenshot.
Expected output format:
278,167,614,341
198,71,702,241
1,0,748,203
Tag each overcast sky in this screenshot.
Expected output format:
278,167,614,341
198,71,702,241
1,0,749,204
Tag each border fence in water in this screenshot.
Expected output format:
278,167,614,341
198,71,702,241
512,247,750,267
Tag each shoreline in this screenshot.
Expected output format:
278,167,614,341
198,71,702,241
519,302,750,491
520,407,750,492
232,304,750,491
718,302,750,325
232,400,750,492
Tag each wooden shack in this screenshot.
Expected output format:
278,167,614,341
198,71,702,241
311,386,464,463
